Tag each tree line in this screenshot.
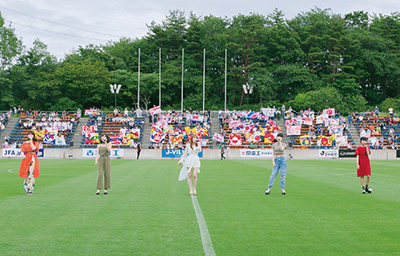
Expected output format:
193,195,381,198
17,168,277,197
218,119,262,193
0,8,399,114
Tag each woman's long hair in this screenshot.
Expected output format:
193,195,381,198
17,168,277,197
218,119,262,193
100,134,110,144
27,130,38,142
189,134,199,149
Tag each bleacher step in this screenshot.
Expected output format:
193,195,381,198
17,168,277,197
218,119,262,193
71,118,88,148
0,117,18,143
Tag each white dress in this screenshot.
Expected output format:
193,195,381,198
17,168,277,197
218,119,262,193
178,143,201,181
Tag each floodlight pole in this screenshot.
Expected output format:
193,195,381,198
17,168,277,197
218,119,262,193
203,48,205,113
224,49,227,111
159,48,161,107
137,48,141,108
110,84,122,108
181,48,184,113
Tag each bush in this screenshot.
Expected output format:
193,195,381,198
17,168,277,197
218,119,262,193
380,98,400,113
49,97,81,111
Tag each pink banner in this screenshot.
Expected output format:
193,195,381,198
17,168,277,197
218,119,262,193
84,109,96,115
302,117,313,126
212,133,224,143
229,121,242,129
286,125,301,135
323,108,335,116
82,125,96,136
149,106,161,115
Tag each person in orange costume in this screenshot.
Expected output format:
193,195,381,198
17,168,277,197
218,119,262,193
19,130,40,195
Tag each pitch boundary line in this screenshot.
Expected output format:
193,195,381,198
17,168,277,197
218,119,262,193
191,195,216,256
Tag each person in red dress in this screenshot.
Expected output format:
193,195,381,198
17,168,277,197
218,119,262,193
355,137,372,194
19,130,40,195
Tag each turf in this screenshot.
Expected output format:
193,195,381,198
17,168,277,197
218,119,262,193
0,159,399,256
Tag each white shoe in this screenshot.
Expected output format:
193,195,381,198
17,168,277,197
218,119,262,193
362,189,366,194
265,189,271,195
366,188,372,193
281,189,286,195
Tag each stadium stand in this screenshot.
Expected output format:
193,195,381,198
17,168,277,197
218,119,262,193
80,111,146,148
149,111,213,149
218,109,282,149
353,113,399,150
9,111,79,148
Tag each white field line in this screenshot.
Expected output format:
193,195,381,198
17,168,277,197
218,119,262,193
191,195,216,256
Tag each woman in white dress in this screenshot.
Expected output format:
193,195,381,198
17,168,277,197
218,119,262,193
178,134,201,195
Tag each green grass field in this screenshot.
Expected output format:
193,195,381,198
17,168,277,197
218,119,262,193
1,159,399,256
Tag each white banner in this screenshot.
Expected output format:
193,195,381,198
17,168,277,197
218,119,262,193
212,133,224,143
2,148,44,158
302,117,313,126
190,114,204,123
149,106,162,115
318,149,339,158
82,125,96,136
336,136,348,147
83,149,124,158
240,149,273,158
2,148,22,157
323,108,335,116
286,125,301,135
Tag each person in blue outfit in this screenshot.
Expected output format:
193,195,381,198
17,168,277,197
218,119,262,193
265,133,287,195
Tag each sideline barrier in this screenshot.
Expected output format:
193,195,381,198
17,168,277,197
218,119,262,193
1,148,398,160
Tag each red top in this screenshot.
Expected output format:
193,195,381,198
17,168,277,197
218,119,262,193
355,146,371,177
19,141,40,178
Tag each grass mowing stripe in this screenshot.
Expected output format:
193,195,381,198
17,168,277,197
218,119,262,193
191,195,216,256
1,159,204,255
197,160,400,256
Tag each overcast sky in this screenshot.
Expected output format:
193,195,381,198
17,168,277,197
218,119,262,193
0,0,399,60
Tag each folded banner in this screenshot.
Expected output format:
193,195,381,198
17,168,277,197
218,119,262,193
149,106,162,115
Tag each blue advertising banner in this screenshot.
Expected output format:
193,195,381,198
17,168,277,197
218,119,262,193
162,149,203,158
37,148,44,158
